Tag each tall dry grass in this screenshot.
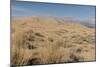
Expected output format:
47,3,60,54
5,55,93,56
11,17,95,66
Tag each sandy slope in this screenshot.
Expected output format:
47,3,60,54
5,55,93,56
11,16,96,65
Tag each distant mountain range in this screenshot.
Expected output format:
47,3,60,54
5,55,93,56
59,16,95,28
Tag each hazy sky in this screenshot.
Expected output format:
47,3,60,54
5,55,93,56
12,0,96,20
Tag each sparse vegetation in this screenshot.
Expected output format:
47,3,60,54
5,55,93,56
11,16,96,66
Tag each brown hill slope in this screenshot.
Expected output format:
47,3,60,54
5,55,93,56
11,16,95,65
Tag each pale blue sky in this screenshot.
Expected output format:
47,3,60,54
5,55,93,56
12,0,96,20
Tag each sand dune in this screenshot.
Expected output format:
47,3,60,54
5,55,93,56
11,16,96,66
